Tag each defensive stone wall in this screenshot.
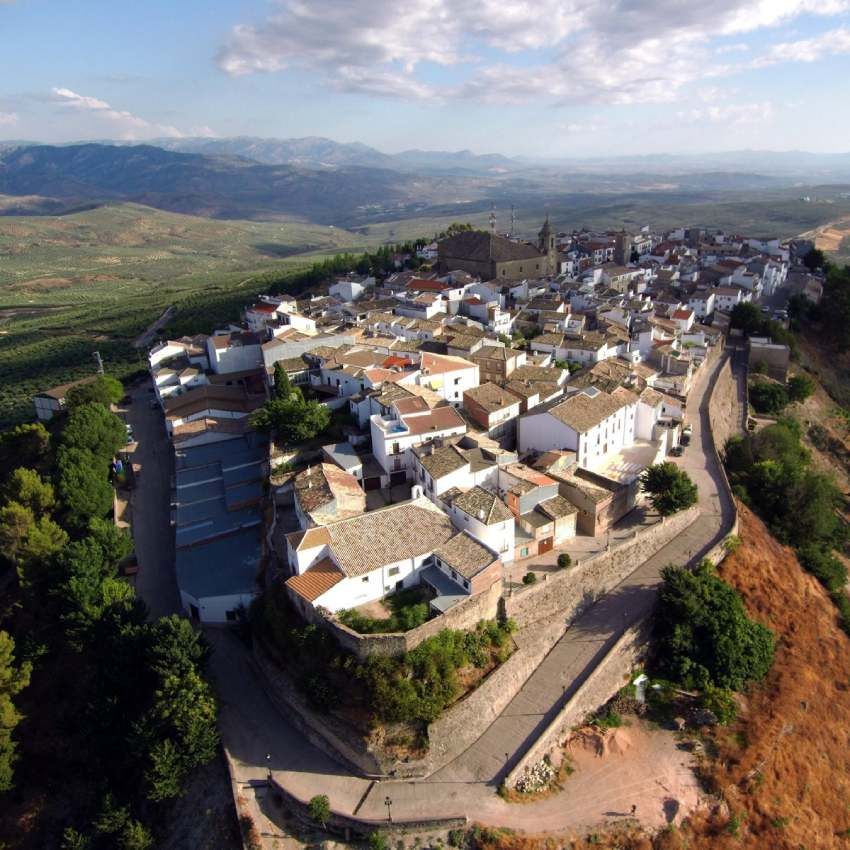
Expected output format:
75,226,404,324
504,506,700,629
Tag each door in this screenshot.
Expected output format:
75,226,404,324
538,537,554,555
189,604,200,621
390,471,406,486
364,476,381,491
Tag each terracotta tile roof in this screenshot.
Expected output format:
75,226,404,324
420,352,477,375
451,486,513,525
293,463,365,524
402,406,466,436
543,388,634,433
538,495,578,520
433,531,499,579
464,382,519,413
439,230,544,263
286,558,344,602
414,443,469,479
323,497,455,577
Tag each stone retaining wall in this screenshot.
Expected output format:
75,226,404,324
269,776,467,838
310,579,503,662
504,506,700,629
505,620,650,789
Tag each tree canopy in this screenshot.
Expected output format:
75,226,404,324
65,375,125,410
60,402,127,459
249,395,330,445
640,461,698,516
0,630,32,791
654,561,775,690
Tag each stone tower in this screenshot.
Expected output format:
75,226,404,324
538,217,557,274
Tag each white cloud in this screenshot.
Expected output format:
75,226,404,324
217,0,850,106
0,111,18,126
750,25,850,67
50,87,184,139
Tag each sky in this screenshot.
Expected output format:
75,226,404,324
2,0,850,158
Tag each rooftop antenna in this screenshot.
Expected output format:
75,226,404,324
510,204,516,238
93,350,104,375
489,203,496,235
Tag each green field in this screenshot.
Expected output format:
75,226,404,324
0,203,371,427
357,190,850,245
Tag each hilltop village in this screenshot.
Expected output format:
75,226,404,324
124,221,817,624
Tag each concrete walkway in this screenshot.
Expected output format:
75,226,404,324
209,349,738,838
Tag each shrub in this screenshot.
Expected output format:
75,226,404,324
557,553,572,569
787,374,815,403
447,828,467,848
700,685,738,725
798,544,848,592
308,794,331,827
522,572,537,585
749,381,788,415
654,561,775,691
369,832,389,850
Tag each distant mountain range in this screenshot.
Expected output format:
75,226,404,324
1,138,849,226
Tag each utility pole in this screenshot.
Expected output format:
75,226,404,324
384,795,393,823
510,204,516,238
93,350,104,375
489,203,496,235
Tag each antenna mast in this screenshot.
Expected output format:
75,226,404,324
510,204,516,238
489,203,496,235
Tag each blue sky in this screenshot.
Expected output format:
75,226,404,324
2,0,850,157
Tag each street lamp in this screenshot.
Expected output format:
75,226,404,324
266,752,271,782
384,795,393,823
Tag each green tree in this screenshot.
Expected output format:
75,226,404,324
749,381,788,414
0,630,32,791
250,396,330,444
60,402,127,460
654,561,775,690
60,828,92,850
3,467,55,514
730,301,763,335
0,423,50,482
136,616,218,802
272,361,293,399
308,794,331,827
65,375,125,409
787,374,815,403
0,501,67,588
88,517,133,567
57,447,113,527
640,462,698,516
820,264,850,351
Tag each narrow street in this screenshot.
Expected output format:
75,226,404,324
125,379,181,618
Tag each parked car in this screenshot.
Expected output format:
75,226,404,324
681,424,692,446
669,445,684,457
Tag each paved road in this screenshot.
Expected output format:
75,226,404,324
211,349,739,835
126,380,181,618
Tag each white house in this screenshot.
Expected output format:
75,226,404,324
370,402,467,485
416,352,480,407
206,332,264,374
688,290,716,319
518,386,639,467
447,486,515,563
329,275,375,303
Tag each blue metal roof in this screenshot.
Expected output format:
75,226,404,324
176,526,261,600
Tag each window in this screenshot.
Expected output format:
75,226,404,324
225,609,237,622
388,566,400,577
521,547,529,557
451,570,458,580
362,575,369,583
463,579,469,589
454,377,461,385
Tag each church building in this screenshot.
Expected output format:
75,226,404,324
437,219,559,280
